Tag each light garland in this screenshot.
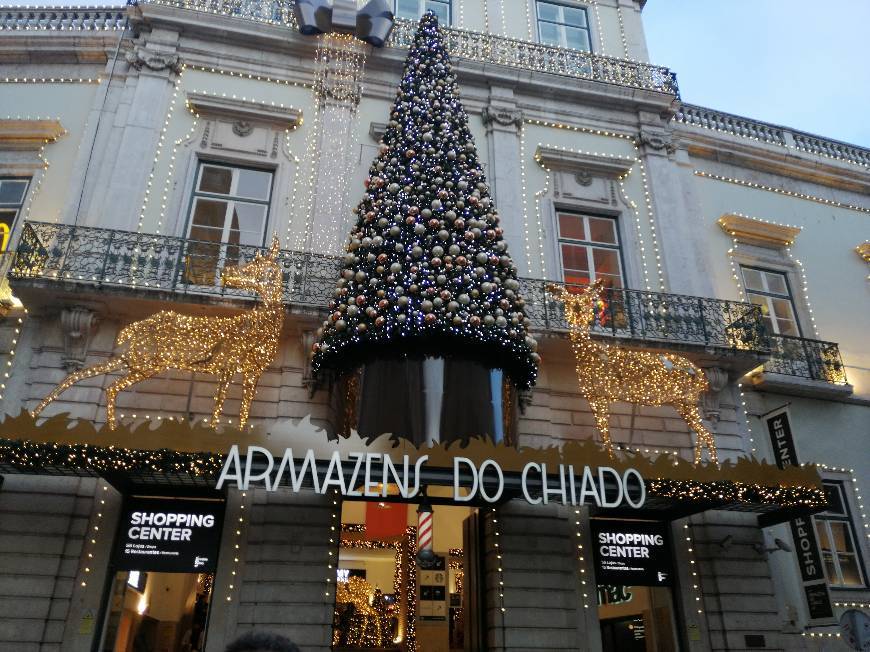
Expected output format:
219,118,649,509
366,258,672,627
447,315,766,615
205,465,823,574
574,508,590,608
0,308,27,403
636,158,665,291
225,491,246,602
802,631,841,638
550,282,718,464
736,382,757,456
524,0,532,41
185,64,311,88
79,481,109,588
834,601,870,609
590,0,605,53
694,170,870,214
31,240,285,429
325,492,340,599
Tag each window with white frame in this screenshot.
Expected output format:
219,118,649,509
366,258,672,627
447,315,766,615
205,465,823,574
185,162,273,284
395,0,450,24
536,1,592,51
0,178,30,253
815,481,866,587
557,212,623,289
740,266,801,336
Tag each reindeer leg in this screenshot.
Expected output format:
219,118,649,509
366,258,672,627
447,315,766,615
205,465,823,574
676,403,719,466
589,399,614,458
238,373,260,430
209,371,233,428
32,358,125,419
105,369,156,430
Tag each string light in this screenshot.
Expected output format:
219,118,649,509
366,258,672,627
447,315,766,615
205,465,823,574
683,520,704,614
834,601,870,609
80,482,109,588
137,67,186,232
695,170,870,214
225,491,247,602
590,0,605,53
550,282,718,464
1,76,99,84
31,240,285,429
736,382,757,456
0,308,27,402
574,509,590,608
615,3,629,58
490,508,506,615
325,492,340,599
802,631,841,638
636,158,665,291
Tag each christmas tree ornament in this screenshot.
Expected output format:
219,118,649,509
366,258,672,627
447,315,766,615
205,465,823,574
312,12,539,392
549,280,719,465
32,238,285,430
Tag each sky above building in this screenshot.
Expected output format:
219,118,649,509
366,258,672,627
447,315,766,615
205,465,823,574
643,0,870,147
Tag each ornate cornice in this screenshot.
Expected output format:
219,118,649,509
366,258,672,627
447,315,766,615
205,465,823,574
717,213,802,248
481,106,523,130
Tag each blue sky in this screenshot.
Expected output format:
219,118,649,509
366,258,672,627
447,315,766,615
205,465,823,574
642,0,870,147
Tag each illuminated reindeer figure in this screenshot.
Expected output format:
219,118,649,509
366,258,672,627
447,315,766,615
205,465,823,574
548,280,718,465
32,237,285,430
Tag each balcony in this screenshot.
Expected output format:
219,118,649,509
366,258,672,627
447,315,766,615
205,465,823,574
8,222,773,371
745,334,852,398
2,3,679,97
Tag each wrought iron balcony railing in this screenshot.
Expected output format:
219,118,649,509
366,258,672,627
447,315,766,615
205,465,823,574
1,3,678,96
518,278,768,353
9,222,771,356
764,334,848,385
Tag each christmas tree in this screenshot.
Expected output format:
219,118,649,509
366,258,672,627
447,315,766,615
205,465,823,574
311,12,539,389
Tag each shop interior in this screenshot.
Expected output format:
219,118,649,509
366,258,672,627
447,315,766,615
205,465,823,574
597,584,678,652
334,498,477,652
102,570,213,652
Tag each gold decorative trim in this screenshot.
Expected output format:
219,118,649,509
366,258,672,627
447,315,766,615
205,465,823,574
0,119,65,150
718,213,802,248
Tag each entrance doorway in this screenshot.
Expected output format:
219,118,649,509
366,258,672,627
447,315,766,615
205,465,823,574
333,499,481,652
102,571,213,651
597,585,678,651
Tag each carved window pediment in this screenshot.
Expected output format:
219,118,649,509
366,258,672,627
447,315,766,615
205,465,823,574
186,92,303,130
718,213,802,248
534,145,635,179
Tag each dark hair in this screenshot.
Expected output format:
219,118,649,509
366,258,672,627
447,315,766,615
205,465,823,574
225,631,301,652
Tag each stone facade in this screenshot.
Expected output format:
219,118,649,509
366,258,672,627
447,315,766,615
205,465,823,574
0,1,868,651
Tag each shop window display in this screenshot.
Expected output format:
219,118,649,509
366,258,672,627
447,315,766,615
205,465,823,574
334,500,477,652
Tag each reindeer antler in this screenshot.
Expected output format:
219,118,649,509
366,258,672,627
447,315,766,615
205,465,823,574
545,283,573,303
267,234,281,259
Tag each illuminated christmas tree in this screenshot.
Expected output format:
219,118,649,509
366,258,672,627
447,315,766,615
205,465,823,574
312,12,538,412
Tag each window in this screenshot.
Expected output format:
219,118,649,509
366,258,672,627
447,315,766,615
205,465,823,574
185,162,272,284
557,212,623,289
815,482,866,587
537,1,592,51
740,266,800,336
395,0,450,24
0,178,30,252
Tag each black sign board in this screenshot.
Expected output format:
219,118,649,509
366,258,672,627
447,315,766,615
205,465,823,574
591,520,672,586
766,411,799,470
764,409,834,623
113,497,224,573
804,582,834,620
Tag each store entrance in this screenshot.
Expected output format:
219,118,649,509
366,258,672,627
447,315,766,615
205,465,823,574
102,571,213,652
597,585,677,651
333,499,480,652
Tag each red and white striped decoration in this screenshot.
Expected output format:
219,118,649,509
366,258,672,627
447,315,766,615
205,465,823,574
417,507,433,555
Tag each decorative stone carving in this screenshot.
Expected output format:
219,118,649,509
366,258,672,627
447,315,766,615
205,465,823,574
232,121,254,138
574,170,593,186
125,47,183,74
639,129,676,155
517,388,533,415
301,329,318,396
60,307,98,371
481,106,523,130
702,367,729,427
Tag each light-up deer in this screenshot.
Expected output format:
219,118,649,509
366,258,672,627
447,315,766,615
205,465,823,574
548,280,718,465
32,237,285,430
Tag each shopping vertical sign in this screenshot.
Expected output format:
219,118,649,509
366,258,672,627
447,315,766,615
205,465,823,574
766,408,833,622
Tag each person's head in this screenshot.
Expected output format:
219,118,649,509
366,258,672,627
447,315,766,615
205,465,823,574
225,631,301,652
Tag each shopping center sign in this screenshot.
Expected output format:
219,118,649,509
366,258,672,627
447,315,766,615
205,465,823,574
216,445,647,509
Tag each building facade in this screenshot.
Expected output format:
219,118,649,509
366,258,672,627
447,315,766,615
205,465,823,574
0,1,867,651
